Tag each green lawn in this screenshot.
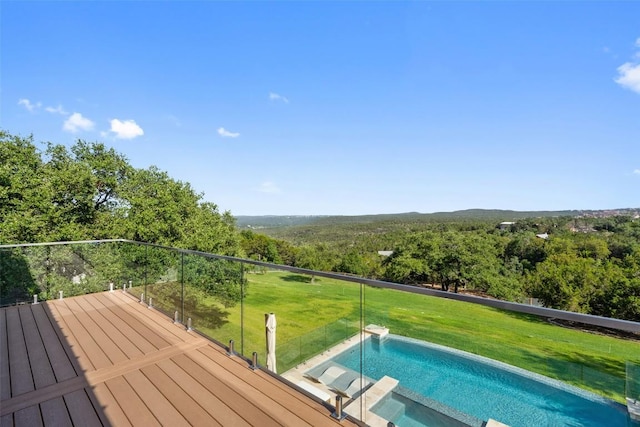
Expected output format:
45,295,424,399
145,271,639,403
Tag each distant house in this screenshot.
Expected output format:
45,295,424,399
536,233,549,240
499,221,515,231
378,250,394,257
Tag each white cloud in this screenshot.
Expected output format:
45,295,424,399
633,169,640,175
615,37,640,94
258,181,281,194
615,62,640,94
269,92,289,103
110,119,144,139
63,112,95,133
45,104,68,115
18,98,41,112
217,127,240,138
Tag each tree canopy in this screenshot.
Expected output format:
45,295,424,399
0,130,240,255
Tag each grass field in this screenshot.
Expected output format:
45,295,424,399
144,270,639,403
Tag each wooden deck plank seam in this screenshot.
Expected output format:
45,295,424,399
0,340,208,416
5,308,35,397
192,346,335,426
46,301,98,372
0,309,12,401
107,292,191,343
154,358,252,427
103,376,161,427
138,364,222,427
195,345,337,415
91,382,133,427
83,294,156,355
17,306,57,390
90,294,171,351
60,298,128,366
122,370,191,427
63,388,103,426
30,304,79,383
169,353,286,427
70,297,143,360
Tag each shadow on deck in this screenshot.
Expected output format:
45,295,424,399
0,291,361,426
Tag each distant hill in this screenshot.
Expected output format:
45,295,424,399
234,215,329,229
235,208,636,229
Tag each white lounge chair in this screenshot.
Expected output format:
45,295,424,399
306,366,346,385
334,378,371,398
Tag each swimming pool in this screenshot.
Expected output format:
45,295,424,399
321,334,629,427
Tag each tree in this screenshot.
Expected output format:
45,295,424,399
335,250,369,276
295,244,336,282
527,254,603,313
0,131,49,242
504,232,547,271
120,167,199,244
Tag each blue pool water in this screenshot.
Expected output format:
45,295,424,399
327,335,629,427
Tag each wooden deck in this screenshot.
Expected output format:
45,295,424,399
0,291,361,426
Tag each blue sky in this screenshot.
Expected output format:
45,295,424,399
2,1,639,216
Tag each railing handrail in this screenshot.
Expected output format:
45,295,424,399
2,239,639,333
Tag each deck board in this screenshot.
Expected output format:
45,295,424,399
64,389,101,426
139,364,220,427
47,302,101,372
123,370,189,427
91,294,170,351
171,353,287,427
17,306,56,390
72,296,143,360
91,383,132,427
196,345,340,426
155,358,248,427
40,396,73,426
104,376,160,427
1,292,360,427
0,414,13,427
84,295,156,354
6,308,34,397
30,304,77,383
13,407,42,427
62,299,128,366
0,310,11,401
109,292,187,344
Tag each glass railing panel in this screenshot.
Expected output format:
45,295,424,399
363,283,639,419
628,361,640,420
180,254,245,350
4,240,637,426
0,246,43,305
236,268,361,372
231,268,365,421
114,241,147,297
0,242,130,305
139,245,182,319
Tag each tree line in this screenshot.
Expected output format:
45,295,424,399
2,130,639,321
240,210,640,322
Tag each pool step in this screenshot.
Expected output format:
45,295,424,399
378,397,405,422
486,420,510,427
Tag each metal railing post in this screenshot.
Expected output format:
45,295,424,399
250,352,259,370
332,395,345,420
181,252,185,323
